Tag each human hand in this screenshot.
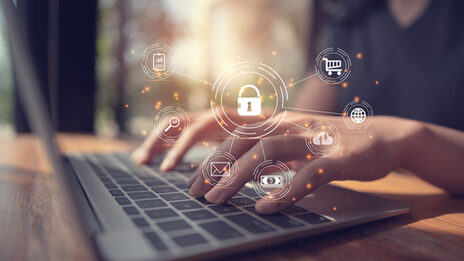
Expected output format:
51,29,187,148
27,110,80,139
188,112,422,214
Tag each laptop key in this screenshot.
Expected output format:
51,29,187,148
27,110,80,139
115,179,140,185
135,199,167,209
229,197,256,206
199,221,243,240
209,204,241,214
123,206,140,215
132,217,150,228
172,233,207,247
157,219,191,232
127,191,157,200
104,182,117,189
145,208,178,219
159,193,188,201
144,232,168,250
109,189,124,197
183,209,216,221
294,212,332,225
151,186,177,194
196,197,213,205
115,197,131,205
170,200,202,211
240,187,259,197
144,180,167,187
281,205,308,215
226,213,275,234
121,185,148,192
244,207,304,229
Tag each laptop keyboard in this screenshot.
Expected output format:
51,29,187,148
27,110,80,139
76,153,333,251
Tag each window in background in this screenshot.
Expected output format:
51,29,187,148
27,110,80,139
0,13,14,139
96,0,311,138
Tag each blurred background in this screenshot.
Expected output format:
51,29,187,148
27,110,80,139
0,0,314,139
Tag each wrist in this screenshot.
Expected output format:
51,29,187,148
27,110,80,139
394,118,428,170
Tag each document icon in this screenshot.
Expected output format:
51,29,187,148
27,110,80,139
210,162,231,177
153,53,166,71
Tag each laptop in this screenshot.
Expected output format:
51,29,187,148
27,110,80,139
2,1,409,260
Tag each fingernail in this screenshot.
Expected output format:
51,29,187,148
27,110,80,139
189,178,209,197
205,189,225,204
160,158,173,171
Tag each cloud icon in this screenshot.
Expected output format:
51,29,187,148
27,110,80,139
312,131,334,145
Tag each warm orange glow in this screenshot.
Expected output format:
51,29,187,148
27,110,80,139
271,50,278,56
154,100,162,110
318,168,324,174
124,104,129,108
306,154,312,160
252,154,258,160
141,130,147,136
292,197,296,202
356,53,363,59
202,141,209,147
306,183,312,190
204,179,209,184
342,82,348,88
375,80,380,85
354,96,360,102
131,50,135,54
332,206,337,211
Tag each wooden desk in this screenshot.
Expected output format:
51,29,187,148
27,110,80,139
1,134,463,261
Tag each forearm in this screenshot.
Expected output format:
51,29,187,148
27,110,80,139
399,120,464,195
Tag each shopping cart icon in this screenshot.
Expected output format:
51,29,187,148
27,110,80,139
322,57,342,76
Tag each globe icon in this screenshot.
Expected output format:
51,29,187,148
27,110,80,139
350,107,366,124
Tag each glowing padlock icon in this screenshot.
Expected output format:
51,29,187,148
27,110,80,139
237,84,262,116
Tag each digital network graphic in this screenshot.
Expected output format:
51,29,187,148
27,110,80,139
141,43,375,200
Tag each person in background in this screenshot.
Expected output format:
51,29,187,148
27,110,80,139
132,0,464,213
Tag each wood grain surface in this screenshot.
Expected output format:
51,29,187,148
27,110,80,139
0,134,463,261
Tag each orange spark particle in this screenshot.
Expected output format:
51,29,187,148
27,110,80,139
154,100,162,110
292,197,296,202
124,104,129,108
141,130,147,136
144,86,150,92
204,179,209,184
131,50,135,54
306,183,312,189
201,141,209,147
272,50,278,56
190,164,195,168
306,154,312,160
375,80,380,85
203,81,209,85
339,152,343,157
356,53,363,59
252,154,258,160
318,168,324,174
304,123,309,128
369,135,373,139
332,206,337,211
342,82,348,88
354,96,360,102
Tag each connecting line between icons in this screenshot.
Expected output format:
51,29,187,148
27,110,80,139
174,71,213,86
229,137,234,154
284,119,308,130
190,114,213,122
259,139,267,161
283,106,343,116
288,73,317,87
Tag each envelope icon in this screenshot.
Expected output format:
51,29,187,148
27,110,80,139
210,162,231,177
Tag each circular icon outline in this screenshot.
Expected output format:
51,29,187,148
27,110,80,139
252,160,292,201
141,43,176,80
201,151,239,187
211,61,288,139
342,100,374,131
154,106,190,142
305,121,341,156
315,47,352,84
